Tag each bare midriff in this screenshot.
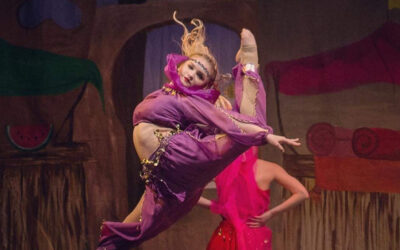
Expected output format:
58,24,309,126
133,122,174,160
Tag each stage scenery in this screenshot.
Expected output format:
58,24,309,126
1,0,399,249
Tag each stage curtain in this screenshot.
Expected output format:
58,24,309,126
0,38,104,107
266,22,400,95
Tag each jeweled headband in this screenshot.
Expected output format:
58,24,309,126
189,58,211,79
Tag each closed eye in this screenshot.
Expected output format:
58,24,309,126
197,71,204,80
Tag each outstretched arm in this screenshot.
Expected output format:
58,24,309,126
214,95,301,151
266,134,300,152
247,161,309,227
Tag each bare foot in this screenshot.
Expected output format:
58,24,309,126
235,29,258,64
240,29,256,47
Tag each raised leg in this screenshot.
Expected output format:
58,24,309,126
235,29,263,119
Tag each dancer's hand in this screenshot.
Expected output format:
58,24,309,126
266,134,301,152
215,95,232,110
247,211,274,228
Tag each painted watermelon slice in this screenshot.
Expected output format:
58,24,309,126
6,124,53,151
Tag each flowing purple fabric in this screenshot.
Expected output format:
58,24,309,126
97,54,272,249
266,22,400,95
210,147,272,250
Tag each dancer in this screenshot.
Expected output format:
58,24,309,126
198,146,309,250
98,12,300,249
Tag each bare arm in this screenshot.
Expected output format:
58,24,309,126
197,196,213,209
247,161,309,227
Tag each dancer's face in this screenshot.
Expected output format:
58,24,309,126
178,55,214,88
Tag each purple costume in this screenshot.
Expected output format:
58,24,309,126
98,54,273,249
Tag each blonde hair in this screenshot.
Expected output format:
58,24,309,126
173,11,218,81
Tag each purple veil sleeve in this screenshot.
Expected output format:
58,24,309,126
181,96,269,146
179,62,273,146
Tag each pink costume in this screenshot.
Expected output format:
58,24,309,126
210,147,272,250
